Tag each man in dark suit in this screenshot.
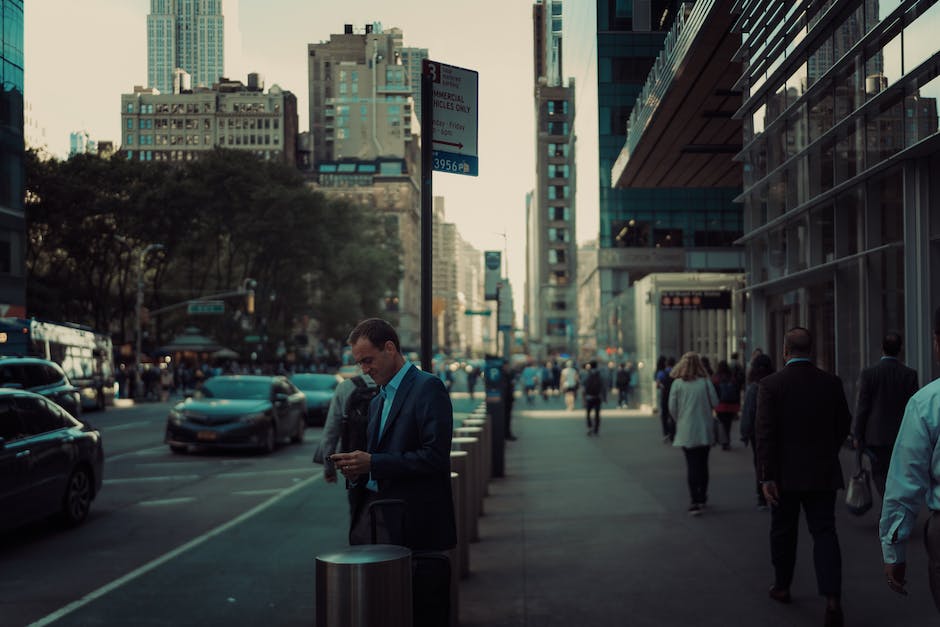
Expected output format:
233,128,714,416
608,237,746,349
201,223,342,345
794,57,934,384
853,332,919,496
331,318,457,551
756,327,852,627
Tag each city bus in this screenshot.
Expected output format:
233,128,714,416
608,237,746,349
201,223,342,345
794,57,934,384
0,318,116,410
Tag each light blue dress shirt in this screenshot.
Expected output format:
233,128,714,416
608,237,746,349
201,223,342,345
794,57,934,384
880,377,940,563
367,361,412,492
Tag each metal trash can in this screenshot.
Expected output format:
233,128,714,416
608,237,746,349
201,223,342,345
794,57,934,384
315,544,412,627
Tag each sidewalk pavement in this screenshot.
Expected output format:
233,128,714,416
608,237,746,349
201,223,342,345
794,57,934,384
456,396,937,627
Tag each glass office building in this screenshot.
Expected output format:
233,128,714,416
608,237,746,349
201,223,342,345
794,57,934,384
736,0,940,386
0,0,26,316
595,1,744,354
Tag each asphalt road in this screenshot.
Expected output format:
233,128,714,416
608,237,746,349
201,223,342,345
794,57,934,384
1,393,480,627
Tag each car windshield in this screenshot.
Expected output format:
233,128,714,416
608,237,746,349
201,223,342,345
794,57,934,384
198,378,271,400
292,374,338,392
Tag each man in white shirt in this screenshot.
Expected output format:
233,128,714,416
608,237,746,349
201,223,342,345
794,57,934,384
880,306,940,612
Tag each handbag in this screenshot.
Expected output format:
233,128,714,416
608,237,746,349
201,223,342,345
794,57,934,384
845,449,873,516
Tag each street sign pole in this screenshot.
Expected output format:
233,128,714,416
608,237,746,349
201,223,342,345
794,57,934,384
420,65,434,373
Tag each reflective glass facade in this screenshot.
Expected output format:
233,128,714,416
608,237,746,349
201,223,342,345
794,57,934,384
0,0,26,311
737,0,940,386
595,0,744,353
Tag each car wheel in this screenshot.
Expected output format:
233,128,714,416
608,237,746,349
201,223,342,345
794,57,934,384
290,417,305,444
261,423,276,454
61,466,93,527
169,444,188,454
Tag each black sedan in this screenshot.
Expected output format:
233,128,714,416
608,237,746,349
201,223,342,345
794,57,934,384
0,389,104,533
290,373,341,426
165,375,307,454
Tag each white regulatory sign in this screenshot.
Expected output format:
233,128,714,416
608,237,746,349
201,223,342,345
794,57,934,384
423,60,478,177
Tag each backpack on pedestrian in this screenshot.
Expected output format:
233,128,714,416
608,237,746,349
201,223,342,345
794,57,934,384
340,375,380,453
584,370,603,398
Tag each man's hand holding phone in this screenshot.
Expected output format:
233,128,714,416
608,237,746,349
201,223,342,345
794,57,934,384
330,451,372,479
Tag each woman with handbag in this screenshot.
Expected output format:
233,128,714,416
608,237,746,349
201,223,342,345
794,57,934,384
668,351,719,516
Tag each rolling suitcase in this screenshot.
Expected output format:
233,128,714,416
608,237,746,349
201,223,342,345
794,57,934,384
368,499,452,627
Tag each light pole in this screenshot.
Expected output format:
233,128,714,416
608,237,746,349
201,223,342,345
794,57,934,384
135,243,164,397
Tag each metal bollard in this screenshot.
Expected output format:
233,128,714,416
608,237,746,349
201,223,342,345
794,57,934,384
315,544,412,627
461,418,490,496
451,436,481,541
449,451,471,578
454,426,485,515
449,471,460,627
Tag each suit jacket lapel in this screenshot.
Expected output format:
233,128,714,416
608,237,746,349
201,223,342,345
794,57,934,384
367,394,384,450
376,366,417,449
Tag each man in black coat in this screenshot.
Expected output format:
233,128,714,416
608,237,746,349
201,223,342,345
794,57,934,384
756,327,852,627
853,332,919,496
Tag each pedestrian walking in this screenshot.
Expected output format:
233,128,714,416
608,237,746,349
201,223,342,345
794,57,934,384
739,353,775,509
313,373,378,518
583,361,603,436
756,327,851,627
331,318,457,551
561,360,580,411
615,362,631,408
521,361,541,404
712,360,741,450
657,356,677,442
853,331,919,496
667,351,718,516
880,307,940,611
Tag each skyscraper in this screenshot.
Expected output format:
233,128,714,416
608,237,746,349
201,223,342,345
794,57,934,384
306,23,415,167
147,0,224,94
0,0,26,316
592,0,743,354
527,1,577,359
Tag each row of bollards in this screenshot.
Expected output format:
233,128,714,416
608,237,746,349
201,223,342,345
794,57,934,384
315,402,498,627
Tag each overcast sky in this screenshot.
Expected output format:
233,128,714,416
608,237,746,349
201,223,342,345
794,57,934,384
24,0,600,319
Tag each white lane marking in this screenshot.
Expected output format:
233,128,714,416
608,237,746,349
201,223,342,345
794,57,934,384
28,472,324,627
232,489,284,496
103,421,153,432
216,468,316,479
137,497,197,507
103,475,200,485
107,446,167,462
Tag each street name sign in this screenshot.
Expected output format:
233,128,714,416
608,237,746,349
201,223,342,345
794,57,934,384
187,301,225,315
424,59,478,176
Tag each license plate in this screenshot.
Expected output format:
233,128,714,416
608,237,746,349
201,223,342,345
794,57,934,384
197,431,218,441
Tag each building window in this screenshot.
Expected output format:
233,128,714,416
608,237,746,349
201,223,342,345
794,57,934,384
548,206,570,221
125,134,134,145
548,227,570,243
548,248,567,264
547,121,569,135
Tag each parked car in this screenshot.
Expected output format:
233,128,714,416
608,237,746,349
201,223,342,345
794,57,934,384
290,373,342,427
0,357,82,418
165,375,306,454
0,389,104,532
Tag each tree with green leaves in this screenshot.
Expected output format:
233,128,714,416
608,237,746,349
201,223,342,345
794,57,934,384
25,148,402,363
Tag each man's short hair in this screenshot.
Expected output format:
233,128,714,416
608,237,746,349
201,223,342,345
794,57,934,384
784,327,813,356
347,318,401,352
882,332,902,357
